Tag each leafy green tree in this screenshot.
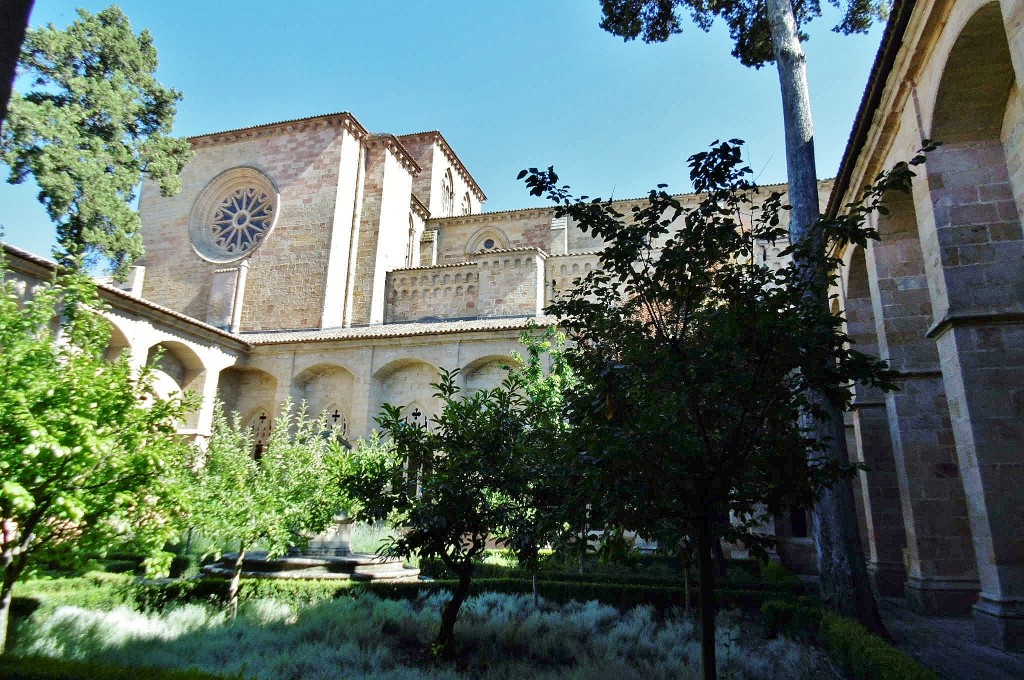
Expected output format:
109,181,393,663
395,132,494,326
0,253,195,653
598,0,889,628
521,138,921,680
0,6,193,278
184,402,350,619
343,366,560,659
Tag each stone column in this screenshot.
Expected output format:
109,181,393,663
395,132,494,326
844,246,908,595
866,204,980,615
921,143,1024,649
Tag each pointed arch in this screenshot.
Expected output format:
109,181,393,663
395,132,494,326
243,407,273,460
440,168,455,217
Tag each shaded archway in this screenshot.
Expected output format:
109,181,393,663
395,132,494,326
292,362,355,434
925,1,1024,645
461,354,518,393
371,359,442,432
146,340,206,428
217,366,278,430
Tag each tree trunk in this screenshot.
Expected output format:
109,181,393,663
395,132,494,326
532,572,539,608
765,0,884,635
0,566,19,654
436,564,473,660
697,515,717,680
0,0,33,133
683,561,691,616
228,547,245,621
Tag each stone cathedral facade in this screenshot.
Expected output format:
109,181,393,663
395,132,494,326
3,0,1022,653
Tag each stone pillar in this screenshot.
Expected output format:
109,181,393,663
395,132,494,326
844,246,908,596
851,394,907,596
922,145,1024,648
866,203,980,615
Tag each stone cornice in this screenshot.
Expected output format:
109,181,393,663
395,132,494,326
411,194,430,220
473,246,548,258
429,207,555,228
926,311,1024,339
366,133,421,175
397,130,487,202
188,112,369,149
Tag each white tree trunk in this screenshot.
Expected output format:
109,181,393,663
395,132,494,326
765,0,884,633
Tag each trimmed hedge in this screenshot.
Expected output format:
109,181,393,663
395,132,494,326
127,577,354,612
124,575,810,614
359,577,815,612
759,601,939,680
417,557,808,595
821,612,940,680
0,655,235,680
760,600,823,639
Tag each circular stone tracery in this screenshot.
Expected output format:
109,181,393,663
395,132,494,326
189,168,279,263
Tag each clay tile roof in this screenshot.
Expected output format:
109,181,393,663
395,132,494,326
1,243,250,348
826,0,913,217
241,315,558,345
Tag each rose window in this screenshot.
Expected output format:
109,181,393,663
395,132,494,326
190,168,279,263
211,188,274,255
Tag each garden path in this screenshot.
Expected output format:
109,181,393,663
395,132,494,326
879,598,1024,680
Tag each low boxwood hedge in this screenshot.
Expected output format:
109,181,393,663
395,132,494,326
417,557,808,595
821,612,940,680
359,577,815,612
0,655,235,680
759,600,939,680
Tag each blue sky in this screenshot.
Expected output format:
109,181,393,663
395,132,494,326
0,1,883,258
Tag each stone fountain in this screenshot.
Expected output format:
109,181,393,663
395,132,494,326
202,514,420,581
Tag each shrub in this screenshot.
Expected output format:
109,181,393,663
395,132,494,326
0,655,232,680
821,612,939,680
760,600,822,639
361,578,814,613
127,577,354,612
418,557,807,595
15,591,830,679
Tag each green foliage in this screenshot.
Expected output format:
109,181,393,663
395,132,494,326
418,556,808,595
181,401,352,614
821,611,940,680
127,577,352,613
522,139,907,574
760,600,823,639
0,655,233,680
362,578,815,613
0,256,195,650
0,6,193,277
342,348,575,656
599,0,887,67
14,590,830,679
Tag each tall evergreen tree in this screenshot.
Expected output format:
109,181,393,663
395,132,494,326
0,6,193,278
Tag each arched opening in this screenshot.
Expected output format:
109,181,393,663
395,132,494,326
217,366,278,431
927,2,1023,319
145,340,206,428
842,245,908,595
923,2,1024,634
292,362,354,436
461,354,518,393
467,227,509,255
371,359,442,433
103,318,132,363
441,169,454,217
242,407,273,460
